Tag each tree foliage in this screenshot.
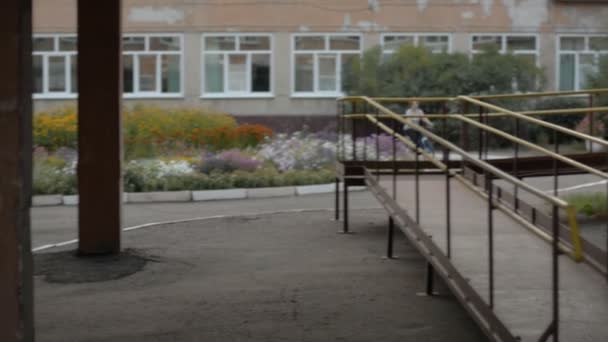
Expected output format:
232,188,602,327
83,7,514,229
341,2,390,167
587,55,608,105
342,45,545,98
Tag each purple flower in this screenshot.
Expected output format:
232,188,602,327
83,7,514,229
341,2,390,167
200,149,261,173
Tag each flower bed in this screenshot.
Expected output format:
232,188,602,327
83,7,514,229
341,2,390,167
33,130,342,196
33,105,415,196
34,106,273,159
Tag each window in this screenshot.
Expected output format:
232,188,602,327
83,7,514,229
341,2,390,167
33,35,78,98
202,34,272,97
123,34,183,97
382,34,451,55
557,35,608,91
292,34,361,96
470,34,538,65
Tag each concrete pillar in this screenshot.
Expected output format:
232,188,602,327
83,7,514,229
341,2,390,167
0,0,35,341
77,0,123,255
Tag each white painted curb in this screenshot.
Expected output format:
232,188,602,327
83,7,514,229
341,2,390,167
127,191,191,203
295,184,335,196
32,195,63,206
63,195,79,206
33,183,368,207
193,188,247,201
247,186,295,198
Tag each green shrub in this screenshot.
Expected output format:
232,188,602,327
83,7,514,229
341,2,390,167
526,97,588,144
122,161,160,192
33,162,77,195
118,164,335,195
587,55,608,106
564,192,608,217
429,86,591,149
34,162,336,195
342,45,544,99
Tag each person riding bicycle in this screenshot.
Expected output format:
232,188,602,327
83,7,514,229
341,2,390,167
403,101,435,153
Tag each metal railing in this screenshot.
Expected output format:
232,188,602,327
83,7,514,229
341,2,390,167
340,90,608,265
337,89,608,342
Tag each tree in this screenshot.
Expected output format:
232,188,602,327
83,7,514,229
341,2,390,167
587,55,608,105
342,45,545,98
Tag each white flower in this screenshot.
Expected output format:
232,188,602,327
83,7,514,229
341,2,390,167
156,160,194,177
257,131,337,171
127,159,194,178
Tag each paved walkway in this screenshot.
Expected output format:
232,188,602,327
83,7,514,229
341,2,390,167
378,175,608,342
34,209,485,342
32,192,380,249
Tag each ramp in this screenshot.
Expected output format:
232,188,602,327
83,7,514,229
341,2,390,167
335,89,608,342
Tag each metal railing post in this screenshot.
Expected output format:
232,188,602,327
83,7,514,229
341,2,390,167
552,204,560,342
363,102,368,162
341,100,348,231
513,117,520,211
487,172,495,309
392,118,397,200
376,106,380,181
343,180,349,233
442,105,452,259
337,101,342,162
415,133,421,224
335,177,340,221
425,262,436,296
478,105,483,160
606,146,608,282
387,216,395,259
340,103,346,162
444,146,452,259
554,130,559,197
352,116,357,161
335,101,341,221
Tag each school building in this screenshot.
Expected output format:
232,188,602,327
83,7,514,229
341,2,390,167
33,0,608,120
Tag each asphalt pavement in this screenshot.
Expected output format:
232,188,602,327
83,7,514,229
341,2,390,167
34,207,486,342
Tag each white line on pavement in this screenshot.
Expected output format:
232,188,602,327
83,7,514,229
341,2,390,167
32,207,382,253
544,180,608,194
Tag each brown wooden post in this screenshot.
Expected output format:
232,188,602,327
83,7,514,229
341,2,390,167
77,0,123,255
0,0,35,340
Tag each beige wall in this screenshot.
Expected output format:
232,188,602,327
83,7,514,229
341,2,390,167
34,0,608,33
32,0,608,115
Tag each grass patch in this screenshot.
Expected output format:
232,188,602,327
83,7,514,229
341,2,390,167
564,192,608,217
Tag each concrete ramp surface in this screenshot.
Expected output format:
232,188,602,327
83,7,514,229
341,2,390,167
377,175,608,341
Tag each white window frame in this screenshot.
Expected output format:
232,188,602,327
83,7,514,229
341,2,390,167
470,33,539,64
32,34,78,100
200,33,274,99
123,33,184,99
380,33,452,55
556,34,608,91
291,33,362,98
